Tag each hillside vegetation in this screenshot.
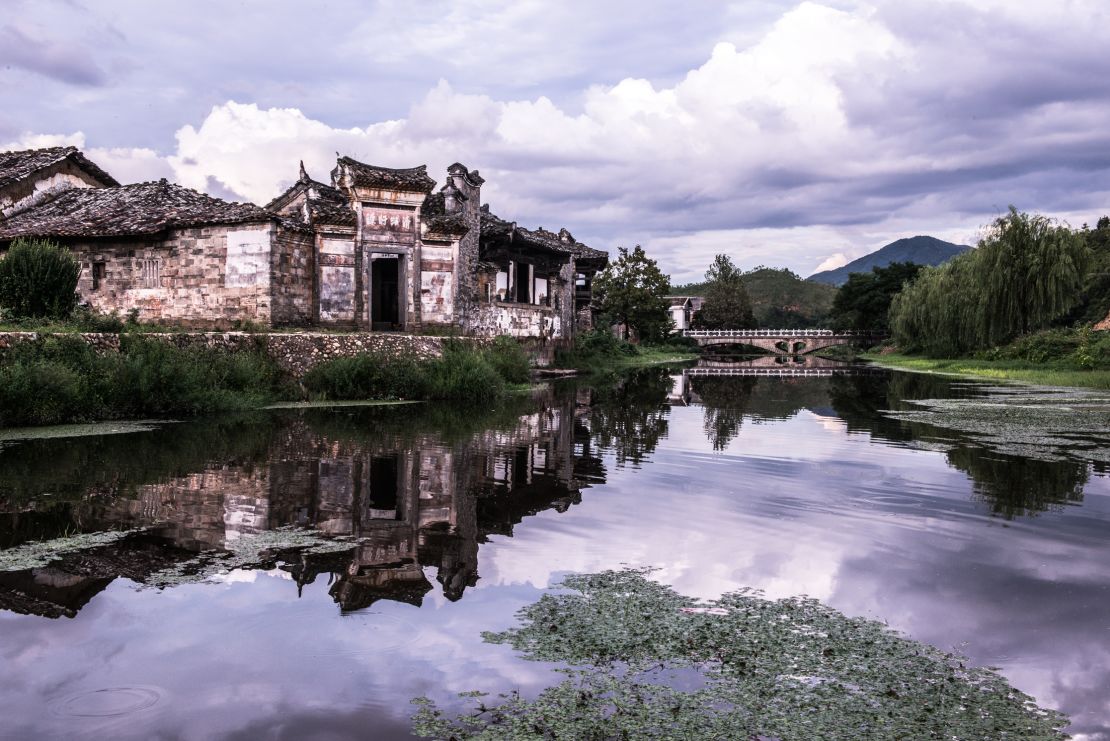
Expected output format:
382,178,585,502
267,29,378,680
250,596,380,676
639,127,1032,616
674,267,835,328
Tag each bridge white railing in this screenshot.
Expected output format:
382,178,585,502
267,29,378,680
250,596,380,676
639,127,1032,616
681,329,884,338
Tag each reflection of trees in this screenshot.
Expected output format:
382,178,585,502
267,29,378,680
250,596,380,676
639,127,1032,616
587,368,671,467
828,373,1091,518
947,448,1087,519
688,376,757,450
688,375,836,450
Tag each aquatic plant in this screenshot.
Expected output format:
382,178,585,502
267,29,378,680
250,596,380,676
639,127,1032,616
412,569,1068,740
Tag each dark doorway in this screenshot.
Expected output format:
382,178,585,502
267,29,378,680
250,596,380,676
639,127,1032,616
514,261,531,303
367,456,400,519
371,256,400,331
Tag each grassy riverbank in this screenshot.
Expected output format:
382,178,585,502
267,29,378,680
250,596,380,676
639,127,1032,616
862,352,1110,389
0,335,534,428
554,330,698,372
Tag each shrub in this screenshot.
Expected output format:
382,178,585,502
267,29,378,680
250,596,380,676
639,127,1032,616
0,239,81,319
556,329,641,369
0,336,285,426
302,352,429,401
425,341,505,403
483,336,532,384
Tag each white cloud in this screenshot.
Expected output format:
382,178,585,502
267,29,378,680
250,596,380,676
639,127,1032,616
7,1,1110,278
813,252,851,273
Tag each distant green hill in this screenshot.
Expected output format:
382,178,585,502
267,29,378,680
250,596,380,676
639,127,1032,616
808,236,971,286
673,267,836,328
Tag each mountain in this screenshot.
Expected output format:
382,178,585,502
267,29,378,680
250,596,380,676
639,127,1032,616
673,267,837,328
807,236,972,286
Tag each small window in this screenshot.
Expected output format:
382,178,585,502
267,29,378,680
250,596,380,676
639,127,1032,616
91,262,106,291
139,258,160,288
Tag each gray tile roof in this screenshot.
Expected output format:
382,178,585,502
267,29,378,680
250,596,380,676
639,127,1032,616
0,180,284,240
0,146,120,190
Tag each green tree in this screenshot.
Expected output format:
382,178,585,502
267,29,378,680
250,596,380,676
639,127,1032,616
0,238,81,320
891,208,1090,356
830,261,922,331
694,254,755,329
593,245,672,342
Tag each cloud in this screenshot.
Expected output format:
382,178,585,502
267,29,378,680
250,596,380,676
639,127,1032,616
0,24,107,86
6,1,1110,280
813,252,850,273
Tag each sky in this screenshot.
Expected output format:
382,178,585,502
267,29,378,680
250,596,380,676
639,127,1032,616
2,0,1109,283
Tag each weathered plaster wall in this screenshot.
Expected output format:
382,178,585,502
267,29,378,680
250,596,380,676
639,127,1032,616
317,235,357,325
73,223,275,328
420,244,455,325
472,303,563,340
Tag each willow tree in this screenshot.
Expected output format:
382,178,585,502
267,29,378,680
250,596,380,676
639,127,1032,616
891,208,1089,356
975,207,1089,345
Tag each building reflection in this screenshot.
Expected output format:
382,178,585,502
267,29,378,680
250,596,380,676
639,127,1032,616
0,389,605,618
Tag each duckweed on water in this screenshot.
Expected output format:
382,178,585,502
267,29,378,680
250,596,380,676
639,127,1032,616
412,570,1068,740
0,529,140,572
882,385,1110,463
145,527,356,587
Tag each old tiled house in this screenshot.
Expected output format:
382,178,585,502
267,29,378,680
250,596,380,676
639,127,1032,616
0,146,607,339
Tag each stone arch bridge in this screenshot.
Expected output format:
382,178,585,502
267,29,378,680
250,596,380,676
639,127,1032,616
682,329,886,354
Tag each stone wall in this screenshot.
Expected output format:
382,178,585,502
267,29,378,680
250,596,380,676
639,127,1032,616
270,228,315,326
72,223,276,328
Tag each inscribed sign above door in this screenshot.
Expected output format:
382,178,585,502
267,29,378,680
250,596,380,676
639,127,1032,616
361,205,416,245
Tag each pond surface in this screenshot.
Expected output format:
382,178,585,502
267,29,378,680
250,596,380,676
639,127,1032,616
1,362,1108,739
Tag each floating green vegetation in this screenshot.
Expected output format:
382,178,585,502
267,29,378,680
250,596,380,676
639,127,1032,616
884,384,1110,463
145,526,356,587
412,570,1068,740
0,420,165,442
0,528,139,572
261,399,420,410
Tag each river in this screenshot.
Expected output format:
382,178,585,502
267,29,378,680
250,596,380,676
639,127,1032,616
1,362,1108,739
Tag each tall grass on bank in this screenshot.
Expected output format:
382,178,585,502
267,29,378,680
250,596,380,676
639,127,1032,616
302,337,531,404
555,330,699,371
0,336,286,427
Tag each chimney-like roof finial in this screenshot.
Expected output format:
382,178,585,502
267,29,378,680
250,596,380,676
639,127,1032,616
298,160,309,182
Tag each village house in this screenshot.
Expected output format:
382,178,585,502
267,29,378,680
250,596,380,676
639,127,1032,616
0,146,607,341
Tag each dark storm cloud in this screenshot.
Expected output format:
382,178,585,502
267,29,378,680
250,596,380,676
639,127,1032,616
5,0,1110,276
0,25,106,86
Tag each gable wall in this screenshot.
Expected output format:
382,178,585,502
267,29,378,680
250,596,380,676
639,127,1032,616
0,159,112,220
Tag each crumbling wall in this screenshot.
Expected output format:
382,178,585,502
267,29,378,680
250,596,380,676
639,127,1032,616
471,303,563,340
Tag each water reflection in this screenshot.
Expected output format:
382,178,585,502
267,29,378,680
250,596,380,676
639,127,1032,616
0,393,605,619
1,367,1109,738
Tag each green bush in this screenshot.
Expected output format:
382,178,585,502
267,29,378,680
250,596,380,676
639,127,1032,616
483,336,532,384
425,341,506,403
0,336,285,427
556,329,641,369
0,239,81,319
302,352,429,400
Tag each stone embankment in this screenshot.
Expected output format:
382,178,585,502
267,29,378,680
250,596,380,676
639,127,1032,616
0,331,488,378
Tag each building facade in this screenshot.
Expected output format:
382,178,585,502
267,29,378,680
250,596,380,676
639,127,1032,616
0,147,607,338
